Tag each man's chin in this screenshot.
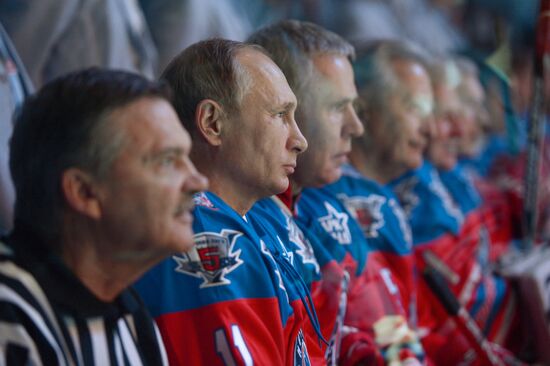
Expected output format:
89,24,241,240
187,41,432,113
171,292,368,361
270,177,291,196
315,168,342,187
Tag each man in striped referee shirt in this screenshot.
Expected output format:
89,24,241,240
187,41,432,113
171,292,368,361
0,68,208,365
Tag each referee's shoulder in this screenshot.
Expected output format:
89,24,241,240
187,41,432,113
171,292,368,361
0,238,54,323
0,239,67,366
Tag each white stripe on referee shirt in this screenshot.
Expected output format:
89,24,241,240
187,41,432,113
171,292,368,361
88,317,110,365
117,318,143,366
0,283,67,365
64,316,85,366
0,261,76,365
0,322,42,365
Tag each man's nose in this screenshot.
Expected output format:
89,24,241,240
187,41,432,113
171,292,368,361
343,105,364,138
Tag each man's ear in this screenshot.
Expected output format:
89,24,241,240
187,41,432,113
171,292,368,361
61,168,102,220
195,99,225,146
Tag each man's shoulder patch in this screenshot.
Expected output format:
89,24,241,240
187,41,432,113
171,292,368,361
392,177,419,216
337,193,386,238
173,229,243,288
318,202,352,245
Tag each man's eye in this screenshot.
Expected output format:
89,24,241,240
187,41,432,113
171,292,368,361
276,111,286,118
160,155,176,166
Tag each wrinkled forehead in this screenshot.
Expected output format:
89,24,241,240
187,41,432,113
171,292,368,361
235,48,287,87
392,59,432,91
391,60,434,114
236,49,297,105
308,53,357,99
114,97,191,152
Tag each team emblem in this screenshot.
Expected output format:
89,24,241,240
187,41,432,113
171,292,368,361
294,329,311,366
338,193,385,238
286,216,320,274
173,229,243,288
392,177,420,217
318,202,351,245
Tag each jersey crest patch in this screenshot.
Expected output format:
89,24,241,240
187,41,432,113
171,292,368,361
338,193,385,238
286,216,320,274
392,177,420,217
294,329,311,366
173,229,243,288
318,202,351,245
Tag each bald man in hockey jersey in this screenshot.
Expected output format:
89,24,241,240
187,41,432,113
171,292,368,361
328,40,434,332
249,21,425,366
134,39,328,365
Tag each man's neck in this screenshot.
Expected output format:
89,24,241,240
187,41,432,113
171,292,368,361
61,224,157,302
206,171,259,216
350,149,399,184
192,149,260,216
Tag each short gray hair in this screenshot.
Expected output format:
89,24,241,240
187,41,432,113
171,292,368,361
247,20,355,100
352,40,431,148
354,40,431,113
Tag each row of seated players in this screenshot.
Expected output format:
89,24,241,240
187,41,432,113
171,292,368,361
135,29,530,366
138,156,517,364
135,154,523,365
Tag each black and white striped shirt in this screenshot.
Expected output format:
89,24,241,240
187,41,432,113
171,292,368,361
0,229,168,366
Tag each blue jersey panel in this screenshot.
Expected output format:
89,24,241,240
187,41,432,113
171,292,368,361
296,187,370,275
388,161,463,245
252,198,323,287
326,164,412,256
438,163,482,215
135,191,294,323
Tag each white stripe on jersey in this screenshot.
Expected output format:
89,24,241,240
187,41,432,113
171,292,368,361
64,316,85,365
113,327,125,365
0,283,67,365
153,323,169,365
117,318,144,366
0,322,42,365
88,317,110,365
0,239,168,366
0,259,75,365
124,314,137,338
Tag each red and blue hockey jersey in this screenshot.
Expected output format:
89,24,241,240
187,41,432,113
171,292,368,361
252,196,349,365
134,191,325,365
389,161,519,363
438,164,490,269
296,186,425,366
326,164,417,324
